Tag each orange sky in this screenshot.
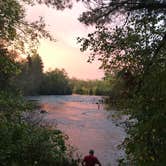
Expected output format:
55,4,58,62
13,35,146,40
25,3,104,80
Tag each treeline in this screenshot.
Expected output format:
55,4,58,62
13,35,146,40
14,52,111,96
40,69,72,95
78,0,166,165
70,78,111,96
14,52,72,95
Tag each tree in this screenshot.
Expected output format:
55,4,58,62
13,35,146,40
78,0,166,165
0,1,79,165
0,0,73,56
70,78,112,95
40,68,72,95
0,42,20,90
14,51,44,95
79,0,166,25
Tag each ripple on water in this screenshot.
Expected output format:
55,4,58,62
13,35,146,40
28,95,126,166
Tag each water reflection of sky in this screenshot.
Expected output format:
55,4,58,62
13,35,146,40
29,95,126,166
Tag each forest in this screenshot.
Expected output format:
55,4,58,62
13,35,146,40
10,52,110,96
0,0,166,166
14,53,72,95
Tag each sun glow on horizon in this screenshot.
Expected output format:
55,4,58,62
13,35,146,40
38,39,104,80
25,3,104,80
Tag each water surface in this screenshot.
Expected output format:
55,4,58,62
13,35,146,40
29,95,126,166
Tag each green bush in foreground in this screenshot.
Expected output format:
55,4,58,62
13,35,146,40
0,118,78,166
0,41,79,166
0,93,79,166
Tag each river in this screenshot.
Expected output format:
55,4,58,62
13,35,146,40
28,95,126,166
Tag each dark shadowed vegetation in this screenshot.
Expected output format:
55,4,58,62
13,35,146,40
40,69,72,95
0,0,79,165
78,0,166,165
14,53,72,95
0,44,79,166
13,52,110,96
70,76,112,96
1,0,166,165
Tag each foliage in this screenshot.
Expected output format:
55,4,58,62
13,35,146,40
0,0,79,165
123,62,166,165
0,43,20,89
70,78,112,96
14,51,44,95
0,40,79,165
40,68,72,95
79,0,166,25
0,47,79,166
78,0,166,165
0,0,24,41
0,116,78,166
0,0,73,56
13,53,72,95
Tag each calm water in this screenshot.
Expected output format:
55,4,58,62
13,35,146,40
28,95,126,166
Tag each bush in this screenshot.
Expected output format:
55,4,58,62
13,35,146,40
0,92,79,166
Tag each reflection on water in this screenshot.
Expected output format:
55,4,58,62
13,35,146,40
29,95,126,166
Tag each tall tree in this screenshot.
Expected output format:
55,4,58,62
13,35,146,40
15,51,44,95
40,68,72,95
0,1,79,165
0,0,73,55
0,0,74,92
0,42,20,90
78,0,166,165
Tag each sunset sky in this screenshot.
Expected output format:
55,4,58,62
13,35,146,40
26,3,104,80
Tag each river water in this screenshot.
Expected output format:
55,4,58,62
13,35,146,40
28,95,126,166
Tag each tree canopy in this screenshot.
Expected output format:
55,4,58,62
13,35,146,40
79,0,166,25
1,0,166,165
0,1,79,165
0,0,74,55
78,0,166,165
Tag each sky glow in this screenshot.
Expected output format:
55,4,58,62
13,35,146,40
26,3,104,80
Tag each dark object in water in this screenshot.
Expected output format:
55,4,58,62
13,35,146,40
40,109,47,114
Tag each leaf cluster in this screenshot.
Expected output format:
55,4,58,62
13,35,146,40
78,1,166,165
